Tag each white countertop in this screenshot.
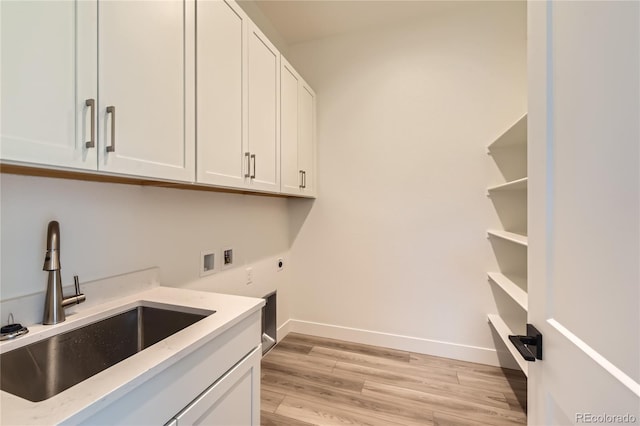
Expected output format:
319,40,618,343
0,286,265,425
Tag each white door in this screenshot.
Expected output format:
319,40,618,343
298,82,316,197
0,0,97,170
196,0,248,188
280,59,301,195
528,2,640,425
247,24,280,192
98,0,195,182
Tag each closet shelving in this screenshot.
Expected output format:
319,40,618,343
487,114,527,150
487,272,528,311
487,177,528,192
486,229,528,247
487,314,529,375
486,113,528,376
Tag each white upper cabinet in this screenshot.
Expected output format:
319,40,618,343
197,3,282,194
246,23,280,192
98,0,195,182
298,81,316,196
1,0,194,182
1,0,314,196
280,58,316,197
196,0,248,188
280,60,300,194
0,0,97,170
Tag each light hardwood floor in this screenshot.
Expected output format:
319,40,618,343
261,333,527,426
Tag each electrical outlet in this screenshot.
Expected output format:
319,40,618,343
245,267,253,285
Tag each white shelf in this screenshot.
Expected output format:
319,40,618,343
488,272,528,311
487,177,528,193
487,314,529,376
486,114,528,379
487,114,527,151
487,229,528,247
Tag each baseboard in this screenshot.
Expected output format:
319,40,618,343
287,319,519,369
276,318,293,342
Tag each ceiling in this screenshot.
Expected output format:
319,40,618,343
246,1,463,46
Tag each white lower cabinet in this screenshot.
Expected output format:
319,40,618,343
170,346,261,425
76,312,261,426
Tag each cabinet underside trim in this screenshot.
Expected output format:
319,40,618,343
0,163,292,198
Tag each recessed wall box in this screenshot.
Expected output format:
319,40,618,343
200,251,216,277
223,248,233,268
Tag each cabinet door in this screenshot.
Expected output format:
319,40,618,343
280,60,301,195
196,0,248,188
247,24,280,192
174,346,261,426
0,0,97,170
298,81,316,197
98,0,195,182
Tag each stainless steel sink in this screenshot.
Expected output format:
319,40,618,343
0,305,213,402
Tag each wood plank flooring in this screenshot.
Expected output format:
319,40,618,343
261,333,527,426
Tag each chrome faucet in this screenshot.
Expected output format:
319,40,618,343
42,221,85,325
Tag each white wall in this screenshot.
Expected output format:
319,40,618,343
0,174,292,328
286,2,527,364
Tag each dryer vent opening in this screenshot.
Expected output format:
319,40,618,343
262,291,276,354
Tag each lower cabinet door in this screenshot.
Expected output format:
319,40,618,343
172,346,261,426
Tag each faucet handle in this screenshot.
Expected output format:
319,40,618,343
73,275,81,296
61,275,86,308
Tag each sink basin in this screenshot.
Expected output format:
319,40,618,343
0,305,213,402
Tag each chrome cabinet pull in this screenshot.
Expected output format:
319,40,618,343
250,154,256,179
301,170,307,189
106,106,116,152
245,152,251,178
299,170,304,188
85,99,95,148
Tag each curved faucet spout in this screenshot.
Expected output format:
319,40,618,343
43,221,60,271
42,221,85,325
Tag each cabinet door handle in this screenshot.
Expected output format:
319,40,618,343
244,152,251,178
303,170,307,188
250,154,256,179
85,99,95,148
106,106,116,152
299,170,304,188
